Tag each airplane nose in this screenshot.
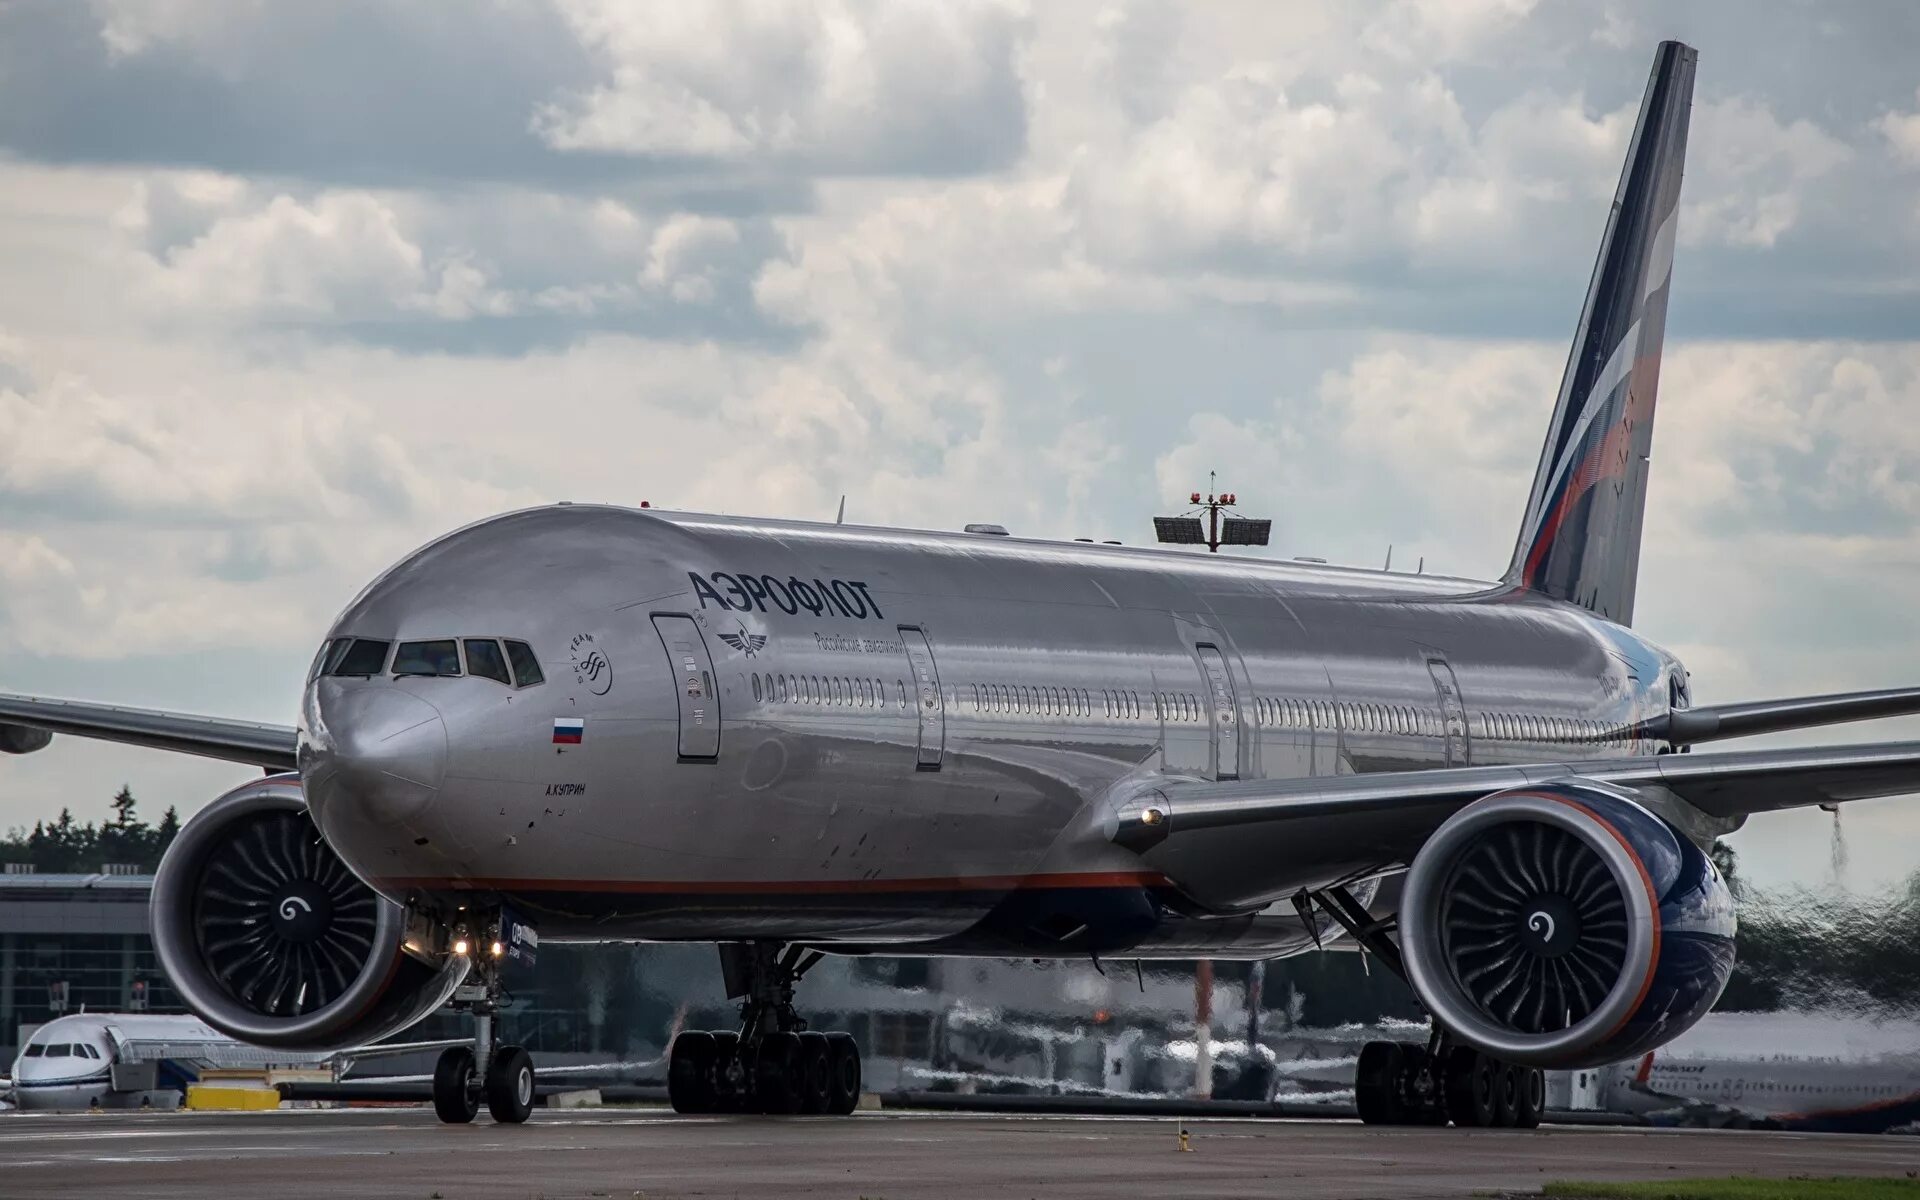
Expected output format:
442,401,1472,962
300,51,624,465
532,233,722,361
302,688,446,832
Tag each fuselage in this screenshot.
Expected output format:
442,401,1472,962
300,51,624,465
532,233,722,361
8,1014,222,1110
297,505,1684,955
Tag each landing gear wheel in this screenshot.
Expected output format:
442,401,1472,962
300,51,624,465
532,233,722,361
485,1045,535,1124
432,1046,479,1125
1355,1040,1407,1125
669,1031,716,1114
1398,1044,1445,1125
1444,1046,1498,1129
825,1032,861,1116
796,1032,833,1114
1492,1060,1520,1128
711,1032,744,1113
1512,1065,1544,1130
755,1031,804,1115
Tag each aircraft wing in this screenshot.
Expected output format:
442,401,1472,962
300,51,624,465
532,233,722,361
0,692,297,772
1654,686,1920,747
1113,740,1920,911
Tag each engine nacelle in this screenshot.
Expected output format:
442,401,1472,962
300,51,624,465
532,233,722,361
1399,779,1735,1070
151,775,467,1050
0,723,52,755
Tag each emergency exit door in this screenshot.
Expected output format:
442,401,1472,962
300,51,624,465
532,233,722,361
653,615,720,759
1196,644,1241,780
1426,655,1470,768
899,626,944,770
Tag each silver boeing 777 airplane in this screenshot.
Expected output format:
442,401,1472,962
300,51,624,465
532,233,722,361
5,41,1919,1130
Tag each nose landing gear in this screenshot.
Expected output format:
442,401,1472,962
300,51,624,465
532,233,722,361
667,943,861,1116
432,947,536,1125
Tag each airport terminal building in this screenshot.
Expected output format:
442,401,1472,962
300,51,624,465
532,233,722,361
0,870,180,1060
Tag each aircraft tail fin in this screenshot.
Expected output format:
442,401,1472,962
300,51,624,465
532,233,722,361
1505,41,1696,625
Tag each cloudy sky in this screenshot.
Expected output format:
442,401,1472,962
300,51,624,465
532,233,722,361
2,0,1919,890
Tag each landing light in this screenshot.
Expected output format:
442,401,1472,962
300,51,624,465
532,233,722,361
453,938,470,956
490,940,505,958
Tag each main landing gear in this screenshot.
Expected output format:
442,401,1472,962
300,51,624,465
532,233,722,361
1354,1039,1543,1129
433,952,536,1125
1303,885,1543,1130
667,943,861,1116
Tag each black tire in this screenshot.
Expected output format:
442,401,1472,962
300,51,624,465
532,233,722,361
1512,1066,1544,1130
1492,1060,1520,1128
432,1045,479,1125
1355,1040,1406,1126
1397,1044,1445,1125
825,1032,861,1116
485,1045,535,1125
1444,1046,1498,1128
669,1031,716,1114
710,1032,744,1113
795,1032,832,1115
755,1032,804,1115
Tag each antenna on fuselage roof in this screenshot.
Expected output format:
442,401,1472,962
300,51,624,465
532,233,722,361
1153,475,1272,553
1384,545,1393,571
835,495,846,525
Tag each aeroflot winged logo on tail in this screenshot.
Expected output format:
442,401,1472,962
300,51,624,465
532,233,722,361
688,571,886,621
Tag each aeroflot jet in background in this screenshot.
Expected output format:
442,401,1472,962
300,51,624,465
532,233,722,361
4,40,1920,1130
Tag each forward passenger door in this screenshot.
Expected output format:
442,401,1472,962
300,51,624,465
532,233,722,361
652,615,721,760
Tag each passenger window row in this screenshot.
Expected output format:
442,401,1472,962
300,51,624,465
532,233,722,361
1153,693,1203,723
312,637,543,688
970,684,1097,718
753,672,907,710
1477,711,1628,748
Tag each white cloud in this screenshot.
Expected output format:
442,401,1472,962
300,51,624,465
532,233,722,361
1683,97,1852,249
533,0,1029,170
1878,90,1920,167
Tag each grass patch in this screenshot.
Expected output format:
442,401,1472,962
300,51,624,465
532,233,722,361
1541,1178,1920,1200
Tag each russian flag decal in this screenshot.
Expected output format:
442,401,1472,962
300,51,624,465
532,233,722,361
552,717,584,745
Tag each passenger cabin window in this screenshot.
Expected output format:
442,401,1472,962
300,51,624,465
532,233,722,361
331,638,391,677
465,639,512,685
504,640,544,687
394,640,461,677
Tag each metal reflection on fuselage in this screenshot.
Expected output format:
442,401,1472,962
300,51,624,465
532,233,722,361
296,503,1683,956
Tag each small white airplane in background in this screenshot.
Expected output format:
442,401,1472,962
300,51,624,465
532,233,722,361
1578,1012,1920,1133
8,1012,452,1110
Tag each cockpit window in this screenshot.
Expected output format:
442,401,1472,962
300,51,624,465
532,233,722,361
23,1043,43,1057
331,639,391,676
393,640,461,677
504,640,544,688
46,1044,71,1058
465,639,511,685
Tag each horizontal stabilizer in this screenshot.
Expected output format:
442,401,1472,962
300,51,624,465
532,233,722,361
1654,686,1920,746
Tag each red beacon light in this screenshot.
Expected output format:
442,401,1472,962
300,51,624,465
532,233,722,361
640,500,650,508
1189,492,1201,505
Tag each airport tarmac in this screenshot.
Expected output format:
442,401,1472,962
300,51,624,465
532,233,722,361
1,1109,1917,1200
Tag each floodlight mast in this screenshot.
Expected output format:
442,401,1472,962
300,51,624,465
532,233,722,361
1153,473,1270,554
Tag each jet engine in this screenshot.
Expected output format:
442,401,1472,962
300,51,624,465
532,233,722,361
150,775,467,1049
1399,780,1735,1070
0,723,52,754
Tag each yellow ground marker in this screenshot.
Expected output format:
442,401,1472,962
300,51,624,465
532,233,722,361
184,1085,281,1111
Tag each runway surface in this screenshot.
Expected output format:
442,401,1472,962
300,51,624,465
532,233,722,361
2,1108,1916,1200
